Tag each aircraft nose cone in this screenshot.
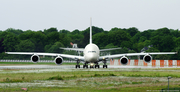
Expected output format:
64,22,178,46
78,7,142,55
86,54,98,62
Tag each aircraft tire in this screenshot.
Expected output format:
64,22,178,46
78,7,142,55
76,65,80,68
103,65,107,68
95,65,99,68
90,66,94,68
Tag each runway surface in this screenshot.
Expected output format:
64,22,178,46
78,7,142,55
0,65,179,69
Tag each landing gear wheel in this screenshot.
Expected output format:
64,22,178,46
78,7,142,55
83,65,88,68
90,66,94,68
103,65,107,68
76,65,80,68
95,65,100,68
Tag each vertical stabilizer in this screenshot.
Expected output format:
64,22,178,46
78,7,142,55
90,18,92,44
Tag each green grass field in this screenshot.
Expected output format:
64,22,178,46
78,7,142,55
0,67,180,92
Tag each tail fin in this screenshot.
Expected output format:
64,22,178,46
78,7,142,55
90,18,92,44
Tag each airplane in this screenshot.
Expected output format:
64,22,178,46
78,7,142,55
6,18,177,68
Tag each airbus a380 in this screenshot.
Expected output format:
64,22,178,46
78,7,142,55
6,19,177,68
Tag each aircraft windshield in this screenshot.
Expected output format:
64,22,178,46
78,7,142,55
88,51,96,53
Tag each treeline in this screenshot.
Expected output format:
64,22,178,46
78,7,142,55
0,27,180,60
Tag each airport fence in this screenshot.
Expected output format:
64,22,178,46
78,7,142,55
110,59,180,67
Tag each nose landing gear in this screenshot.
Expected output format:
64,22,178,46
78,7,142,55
90,63,94,68
76,61,107,69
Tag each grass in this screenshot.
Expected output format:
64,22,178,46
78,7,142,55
1,68,180,91
1,69,180,82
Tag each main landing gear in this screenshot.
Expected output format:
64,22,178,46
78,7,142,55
76,64,106,68
94,63,100,68
103,65,107,68
83,63,88,68
75,61,108,68
75,60,80,68
103,60,108,68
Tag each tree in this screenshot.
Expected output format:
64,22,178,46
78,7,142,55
150,35,162,49
104,43,119,55
141,30,151,40
71,29,80,34
47,31,60,45
59,29,70,34
5,28,23,35
59,33,72,47
19,31,47,52
131,32,141,44
15,40,35,52
93,32,108,47
144,40,151,47
1,32,20,51
0,38,4,53
159,35,175,52
121,41,132,48
137,42,145,52
46,42,64,53
44,27,58,34
139,36,147,42
152,27,170,36
108,30,131,47
126,27,140,37
175,37,180,47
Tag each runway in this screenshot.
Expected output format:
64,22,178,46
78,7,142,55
0,65,179,69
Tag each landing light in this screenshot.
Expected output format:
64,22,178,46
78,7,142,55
90,63,94,66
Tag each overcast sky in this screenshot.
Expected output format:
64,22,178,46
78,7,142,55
0,0,179,31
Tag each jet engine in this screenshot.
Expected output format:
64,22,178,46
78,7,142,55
143,54,152,63
120,56,129,65
54,57,63,65
31,55,40,63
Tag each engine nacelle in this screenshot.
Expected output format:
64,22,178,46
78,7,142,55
31,55,40,63
143,54,152,63
54,57,63,65
120,56,129,65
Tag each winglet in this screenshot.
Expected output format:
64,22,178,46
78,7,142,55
90,17,92,44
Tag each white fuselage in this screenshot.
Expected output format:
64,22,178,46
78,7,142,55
84,43,99,63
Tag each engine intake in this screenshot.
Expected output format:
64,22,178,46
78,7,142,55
55,57,63,65
120,56,129,65
31,55,40,63
143,54,152,63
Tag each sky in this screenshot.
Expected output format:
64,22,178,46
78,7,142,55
0,0,179,32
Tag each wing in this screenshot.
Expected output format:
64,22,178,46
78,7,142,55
100,48,122,51
60,47,84,51
99,52,177,60
6,52,84,61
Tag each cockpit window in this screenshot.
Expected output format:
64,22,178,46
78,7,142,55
88,51,96,53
